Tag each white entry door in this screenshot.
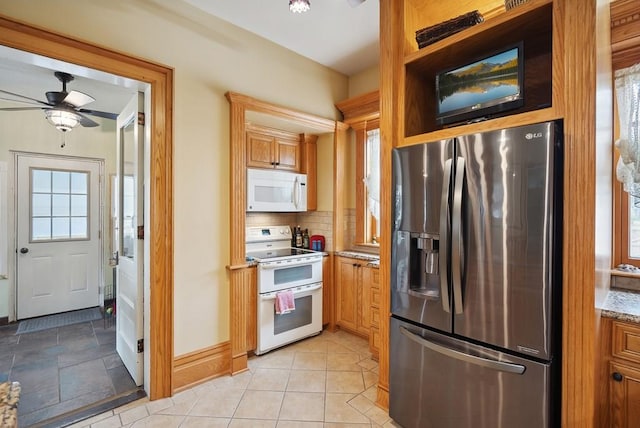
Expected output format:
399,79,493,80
16,154,102,319
115,94,144,386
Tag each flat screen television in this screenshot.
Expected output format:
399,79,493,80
435,42,524,126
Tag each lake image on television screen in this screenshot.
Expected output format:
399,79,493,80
438,48,520,114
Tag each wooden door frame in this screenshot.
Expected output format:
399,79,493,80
0,15,174,399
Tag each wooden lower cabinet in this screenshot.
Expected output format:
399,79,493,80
610,361,640,427
334,256,380,358
335,257,360,333
607,320,640,428
598,318,640,428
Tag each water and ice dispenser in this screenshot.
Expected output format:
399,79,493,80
393,231,441,299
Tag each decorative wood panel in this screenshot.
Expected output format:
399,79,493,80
333,124,349,252
0,14,174,400
556,0,597,426
611,0,640,69
173,342,231,392
322,255,334,329
302,134,318,211
377,0,403,411
335,90,380,124
228,266,256,374
597,317,613,428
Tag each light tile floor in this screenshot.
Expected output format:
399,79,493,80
66,329,402,428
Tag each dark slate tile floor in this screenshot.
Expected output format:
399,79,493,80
0,318,139,427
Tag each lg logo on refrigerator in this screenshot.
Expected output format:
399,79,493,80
525,132,543,140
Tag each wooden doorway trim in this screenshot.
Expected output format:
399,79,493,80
0,15,174,399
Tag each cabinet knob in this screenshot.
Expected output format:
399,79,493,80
612,372,623,382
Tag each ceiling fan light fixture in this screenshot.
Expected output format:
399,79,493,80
45,109,81,132
289,0,310,13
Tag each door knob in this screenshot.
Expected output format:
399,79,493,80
20,247,28,254
612,372,623,382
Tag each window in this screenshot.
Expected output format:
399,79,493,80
336,90,381,247
357,122,380,245
614,63,640,266
30,168,89,241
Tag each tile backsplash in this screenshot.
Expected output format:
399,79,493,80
246,211,335,251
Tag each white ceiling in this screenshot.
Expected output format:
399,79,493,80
182,0,380,76
0,0,379,124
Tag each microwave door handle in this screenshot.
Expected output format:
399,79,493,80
452,157,465,314
440,158,453,313
292,176,299,208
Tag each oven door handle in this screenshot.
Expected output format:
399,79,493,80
259,258,319,270
260,283,323,300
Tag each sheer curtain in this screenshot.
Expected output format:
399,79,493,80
364,128,380,220
615,63,640,197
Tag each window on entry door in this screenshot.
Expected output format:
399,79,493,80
30,168,89,241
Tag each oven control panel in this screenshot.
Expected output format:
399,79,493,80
246,225,291,243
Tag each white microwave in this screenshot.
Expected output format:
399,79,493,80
247,168,307,212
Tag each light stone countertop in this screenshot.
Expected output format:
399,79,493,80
601,289,640,324
334,250,380,261
333,251,380,268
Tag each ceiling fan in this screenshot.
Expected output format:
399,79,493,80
0,71,118,132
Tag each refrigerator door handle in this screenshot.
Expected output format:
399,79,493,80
452,157,465,314
439,158,453,313
399,326,526,374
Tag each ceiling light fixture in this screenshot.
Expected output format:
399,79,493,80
44,108,81,132
289,0,310,13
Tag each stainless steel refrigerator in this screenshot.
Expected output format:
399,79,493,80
389,120,562,428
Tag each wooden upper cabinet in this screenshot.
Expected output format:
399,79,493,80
246,130,276,169
246,124,301,172
275,137,301,170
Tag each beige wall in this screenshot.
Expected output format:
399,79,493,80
348,64,380,98
0,0,350,355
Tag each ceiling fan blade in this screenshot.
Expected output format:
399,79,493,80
78,108,118,120
62,90,95,108
0,107,43,111
346,0,366,7
77,111,100,127
0,89,51,106
0,96,45,106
